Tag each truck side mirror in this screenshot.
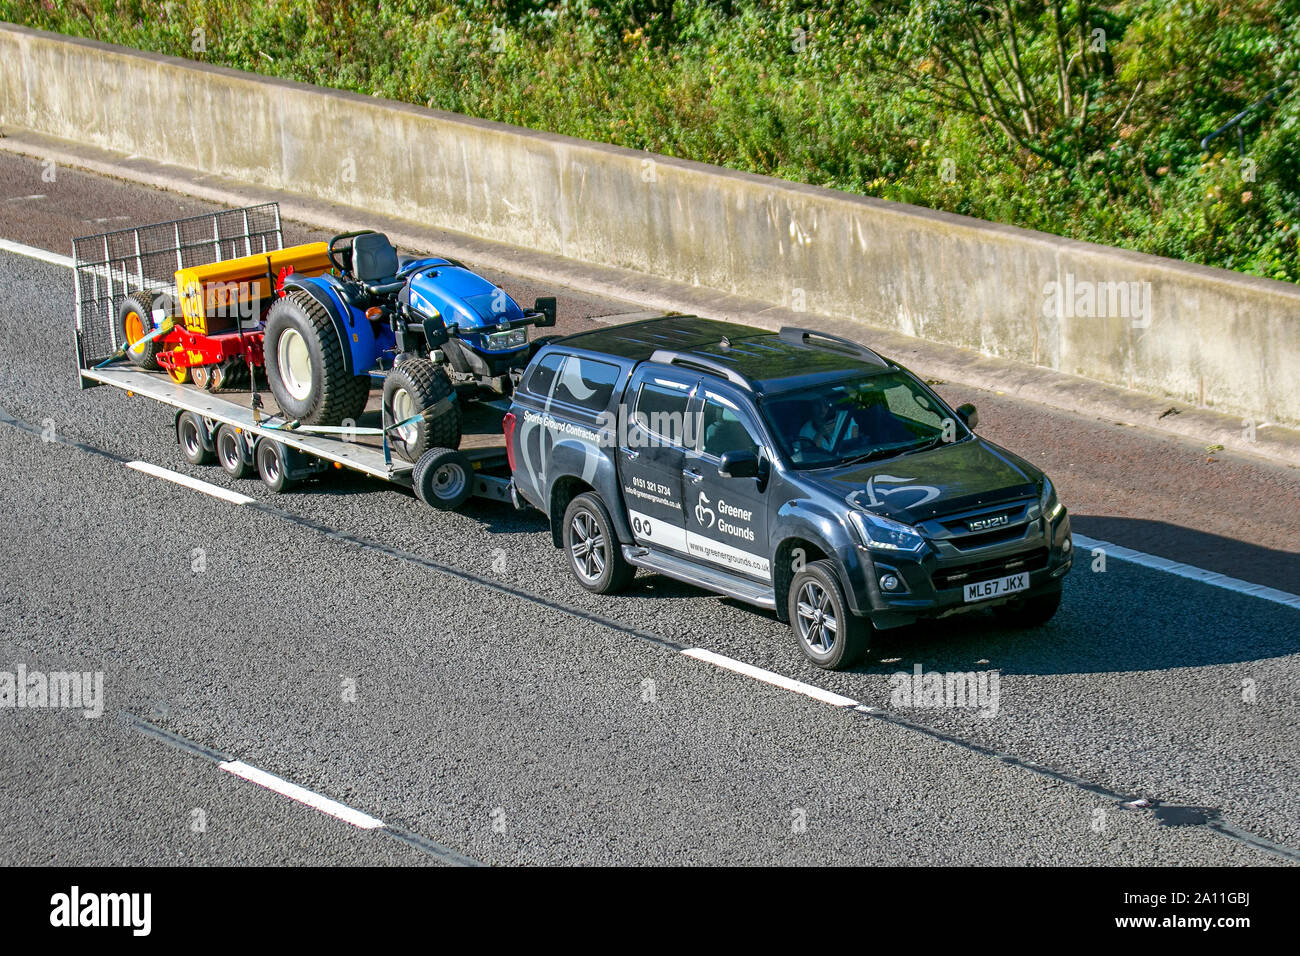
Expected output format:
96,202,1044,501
718,450,759,479
533,296,557,327
956,403,979,429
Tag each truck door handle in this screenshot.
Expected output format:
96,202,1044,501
683,467,703,483
623,449,639,461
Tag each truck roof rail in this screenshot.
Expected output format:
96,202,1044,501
778,327,889,366
649,349,752,389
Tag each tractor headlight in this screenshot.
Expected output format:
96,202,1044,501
848,510,927,553
485,327,528,351
1040,478,1065,521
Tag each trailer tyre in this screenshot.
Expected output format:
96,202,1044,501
177,412,215,466
264,290,370,425
115,291,165,370
215,424,254,479
382,358,461,462
256,439,299,493
562,493,634,595
412,447,473,510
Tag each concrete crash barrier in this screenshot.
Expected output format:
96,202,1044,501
2,22,1297,426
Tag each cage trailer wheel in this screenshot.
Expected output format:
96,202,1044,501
256,439,300,493
562,493,634,595
115,291,165,370
264,290,370,426
382,358,461,463
789,560,870,671
176,411,215,466
215,424,254,480
412,447,473,510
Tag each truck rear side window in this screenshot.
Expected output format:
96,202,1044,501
525,352,565,396
554,356,620,410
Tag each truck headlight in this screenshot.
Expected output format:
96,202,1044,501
848,510,926,553
1040,478,1065,521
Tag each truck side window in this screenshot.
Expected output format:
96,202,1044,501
525,351,565,398
632,381,691,446
554,356,621,411
700,395,759,459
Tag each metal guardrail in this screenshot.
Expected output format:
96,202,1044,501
1200,81,1292,154
72,203,283,367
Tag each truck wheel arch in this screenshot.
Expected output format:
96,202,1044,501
772,536,832,624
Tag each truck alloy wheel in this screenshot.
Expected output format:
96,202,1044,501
788,560,869,670
561,493,634,594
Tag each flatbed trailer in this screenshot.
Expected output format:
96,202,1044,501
73,205,513,509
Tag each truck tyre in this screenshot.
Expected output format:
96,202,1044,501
382,358,461,462
177,411,215,466
562,493,634,595
215,424,254,480
991,583,1062,628
115,291,164,370
789,560,870,670
412,447,473,510
264,290,370,425
256,438,299,493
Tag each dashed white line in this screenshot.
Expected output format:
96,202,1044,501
218,760,385,830
126,460,256,505
682,648,859,708
1072,534,1300,609
0,237,74,268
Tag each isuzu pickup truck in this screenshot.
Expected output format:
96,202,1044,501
503,316,1073,669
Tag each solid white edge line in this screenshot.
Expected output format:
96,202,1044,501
0,237,75,269
682,648,858,708
218,760,385,830
1072,533,1300,609
126,460,255,506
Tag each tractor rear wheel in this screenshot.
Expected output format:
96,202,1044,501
264,291,369,425
115,291,165,370
382,357,461,462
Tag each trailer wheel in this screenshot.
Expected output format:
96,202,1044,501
264,290,369,425
382,358,460,463
562,493,634,594
177,412,215,466
115,291,164,370
215,424,254,479
412,447,473,510
256,439,299,493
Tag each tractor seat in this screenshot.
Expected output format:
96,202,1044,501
352,233,405,294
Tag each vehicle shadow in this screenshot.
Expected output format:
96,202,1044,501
1068,515,1300,594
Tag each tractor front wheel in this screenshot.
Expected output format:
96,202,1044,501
264,291,369,425
382,358,460,462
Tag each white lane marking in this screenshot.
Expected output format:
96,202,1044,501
683,648,858,708
126,460,255,506
1072,533,1300,609
5,194,47,202
0,237,75,269
218,760,385,830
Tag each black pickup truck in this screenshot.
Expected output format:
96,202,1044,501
502,315,1073,669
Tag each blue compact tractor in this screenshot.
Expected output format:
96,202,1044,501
264,230,555,461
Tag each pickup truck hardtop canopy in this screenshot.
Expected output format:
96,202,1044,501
553,315,897,396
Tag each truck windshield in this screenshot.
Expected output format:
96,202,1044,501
759,371,966,469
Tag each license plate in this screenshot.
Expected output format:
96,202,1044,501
485,328,527,350
963,572,1030,603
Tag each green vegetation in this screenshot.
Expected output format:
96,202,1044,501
4,1,1297,280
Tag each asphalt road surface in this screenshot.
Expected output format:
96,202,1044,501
1,153,1297,866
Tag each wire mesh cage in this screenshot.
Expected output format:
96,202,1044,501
72,203,283,367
